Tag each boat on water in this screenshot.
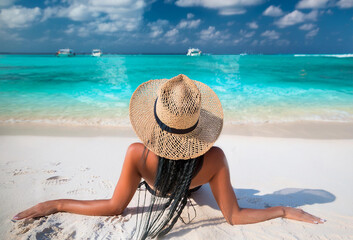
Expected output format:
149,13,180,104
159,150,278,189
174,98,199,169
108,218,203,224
92,49,102,57
56,49,75,57
187,48,202,56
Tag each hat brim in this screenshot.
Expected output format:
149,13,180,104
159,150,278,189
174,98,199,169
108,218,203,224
129,78,223,160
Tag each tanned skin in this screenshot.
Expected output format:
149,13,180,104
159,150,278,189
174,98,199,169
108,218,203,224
14,143,325,225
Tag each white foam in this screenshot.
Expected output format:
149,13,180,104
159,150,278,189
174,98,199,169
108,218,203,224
294,54,353,58
0,117,131,127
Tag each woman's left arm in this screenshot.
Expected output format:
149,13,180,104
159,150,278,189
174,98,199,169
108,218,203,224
13,143,143,220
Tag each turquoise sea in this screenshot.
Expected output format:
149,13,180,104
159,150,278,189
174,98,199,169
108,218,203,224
0,54,352,126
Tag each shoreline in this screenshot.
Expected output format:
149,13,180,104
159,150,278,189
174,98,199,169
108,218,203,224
1,121,353,139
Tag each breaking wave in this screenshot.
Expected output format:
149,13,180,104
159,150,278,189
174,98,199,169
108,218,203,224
294,54,353,58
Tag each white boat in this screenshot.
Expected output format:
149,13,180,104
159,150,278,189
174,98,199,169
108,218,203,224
56,48,75,57
92,49,102,57
187,48,201,56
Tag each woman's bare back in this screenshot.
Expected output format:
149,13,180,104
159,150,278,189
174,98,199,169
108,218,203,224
131,142,225,190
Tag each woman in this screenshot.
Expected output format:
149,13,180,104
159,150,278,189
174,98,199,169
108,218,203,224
14,74,325,239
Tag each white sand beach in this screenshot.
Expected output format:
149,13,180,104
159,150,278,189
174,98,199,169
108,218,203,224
1,124,353,239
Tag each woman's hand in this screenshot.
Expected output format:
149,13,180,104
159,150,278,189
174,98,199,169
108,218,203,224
13,200,59,220
283,207,326,224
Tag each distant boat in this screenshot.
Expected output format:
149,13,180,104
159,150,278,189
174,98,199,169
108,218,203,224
56,49,75,57
92,49,102,57
240,53,247,56
187,48,202,56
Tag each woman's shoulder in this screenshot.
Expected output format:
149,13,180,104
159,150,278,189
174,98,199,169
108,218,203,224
126,142,158,163
125,142,149,164
205,146,226,159
127,142,145,152
208,146,224,154
203,146,227,170
189,146,227,186
126,142,143,156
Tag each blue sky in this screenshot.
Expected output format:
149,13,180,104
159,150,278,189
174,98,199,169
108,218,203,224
0,0,352,54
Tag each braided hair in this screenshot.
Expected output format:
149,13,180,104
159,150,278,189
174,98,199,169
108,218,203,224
134,149,201,239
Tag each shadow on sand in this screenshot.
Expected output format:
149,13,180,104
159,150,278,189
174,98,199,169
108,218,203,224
167,184,335,238
194,184,336,209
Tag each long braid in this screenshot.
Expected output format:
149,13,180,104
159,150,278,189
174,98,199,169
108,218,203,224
135,154,200,239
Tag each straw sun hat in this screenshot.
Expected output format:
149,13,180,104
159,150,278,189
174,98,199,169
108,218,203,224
129,74,223,160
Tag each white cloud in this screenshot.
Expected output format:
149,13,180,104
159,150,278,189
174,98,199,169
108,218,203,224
200,26,218,40
177,19,201,29
337,0,353,8
247,21,258,29
245,32,255,38
96,22,126,33
261,30,280,39
0,29,23,41
43,0,146,33
42,7,58,22
263,5,283,17
187,13,194,19
181,38,189,43
296,0,329,9
76,25,90,37
240,30,255,38
165,28,179,38
0,6,41,28
233,38,242,44
306,28,319,38
78,0,144,22
148,17,199,43
164,28,179,44
65,24,75,34
232,30,255,45
175,0,263,8
199,26,230,42
66,4,94,21
148,19,169,38
175,0,264,15
146,20,181,44
68,16,142,37
251,39,258,46
299,23,315,30
219,8,246,15
149,29,163,38
275,10,318,28
0,0,17,7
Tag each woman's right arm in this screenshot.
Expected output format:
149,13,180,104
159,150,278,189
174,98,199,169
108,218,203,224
208,147,325,225
13,143,143,220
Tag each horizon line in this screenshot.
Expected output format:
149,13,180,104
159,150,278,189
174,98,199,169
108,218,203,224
1,52,352,55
